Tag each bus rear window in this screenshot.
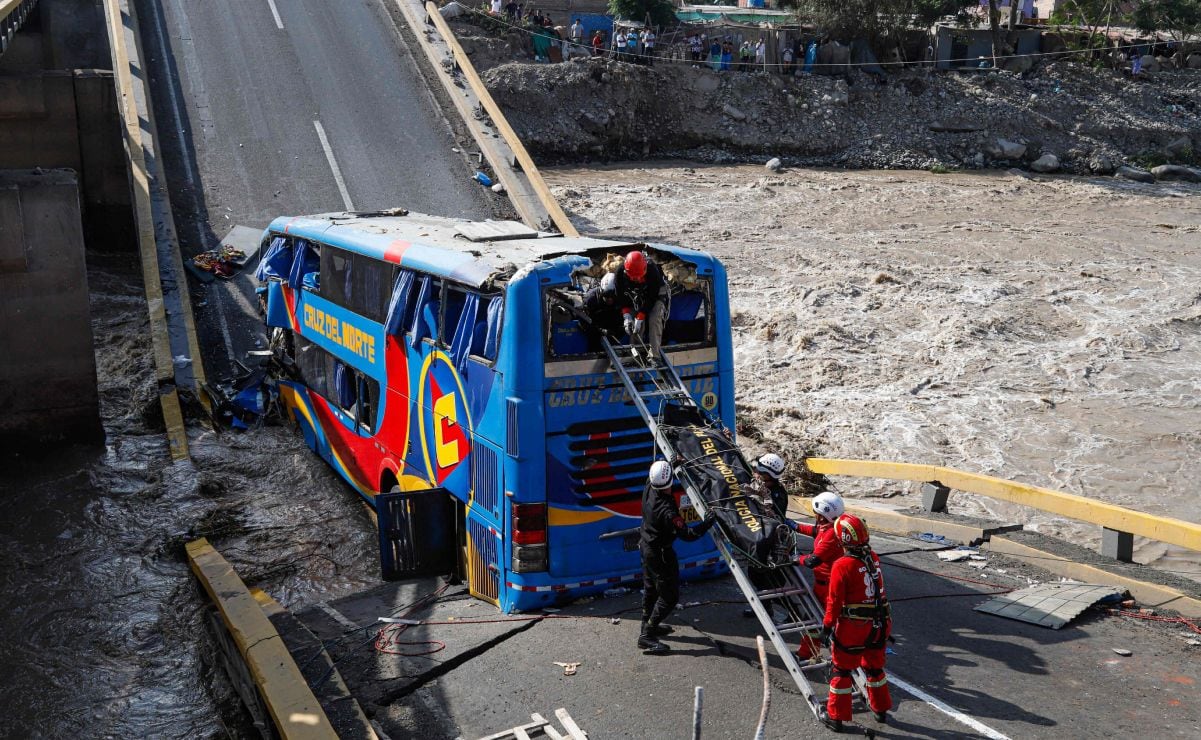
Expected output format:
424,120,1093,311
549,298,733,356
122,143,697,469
545,276,715,359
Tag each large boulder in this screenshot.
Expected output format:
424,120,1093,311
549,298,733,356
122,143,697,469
1088,153,1116,175
986,138,1027,160
1030,153,1060,173
1164,135,1194,158
1140,55,1161,73
1152,164,1201,182
1114,165,1155,183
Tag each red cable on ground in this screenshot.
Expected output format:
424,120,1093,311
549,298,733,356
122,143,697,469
373,624,448,656
1104,608,1201,636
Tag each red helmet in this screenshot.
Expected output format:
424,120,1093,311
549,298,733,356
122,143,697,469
624,250,647,282
834,514,870,548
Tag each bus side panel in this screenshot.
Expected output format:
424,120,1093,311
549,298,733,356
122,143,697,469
495,274,548,612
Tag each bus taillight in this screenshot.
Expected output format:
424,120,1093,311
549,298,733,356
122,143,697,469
511,502,548,572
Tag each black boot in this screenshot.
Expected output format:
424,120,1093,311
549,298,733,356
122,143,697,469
872,711,888,724
818,708,843,733
648,622,674,637
637,622,669,654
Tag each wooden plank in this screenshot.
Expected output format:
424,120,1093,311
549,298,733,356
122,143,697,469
103,0,189,459
186,538,338,739
420,1,578,237
554,708,587,740
805,457,1201,553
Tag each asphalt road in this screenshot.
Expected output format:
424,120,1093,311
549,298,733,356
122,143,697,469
138,0,493,381
299,531,1201,739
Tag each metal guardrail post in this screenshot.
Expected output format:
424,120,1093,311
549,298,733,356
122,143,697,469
0,0,38,55
1101,527,1135,563
920,480,951,513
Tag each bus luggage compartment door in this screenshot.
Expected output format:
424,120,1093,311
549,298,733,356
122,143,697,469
378,487,458,580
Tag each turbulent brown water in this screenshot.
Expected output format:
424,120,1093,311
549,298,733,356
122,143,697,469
548,164,1201,582
0,251,378,738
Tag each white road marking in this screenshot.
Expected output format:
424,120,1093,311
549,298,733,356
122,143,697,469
312,120,355,212
148,0,195,187
315,602,360,632
265,0,284,29
889,672,1012,740
211,288,237,364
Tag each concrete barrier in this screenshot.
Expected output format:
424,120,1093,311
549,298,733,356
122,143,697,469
0,168,103,448
0,69,134,250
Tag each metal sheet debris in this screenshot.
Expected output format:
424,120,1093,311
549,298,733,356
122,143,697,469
974,583,1126,629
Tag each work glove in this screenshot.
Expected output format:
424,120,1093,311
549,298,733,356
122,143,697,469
633,317,644,336
801,554,821,569
820,626,833,645
702,509,717,526
623,313,635,335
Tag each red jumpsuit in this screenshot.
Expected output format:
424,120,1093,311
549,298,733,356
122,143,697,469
823,551,892,721
793,520,843,659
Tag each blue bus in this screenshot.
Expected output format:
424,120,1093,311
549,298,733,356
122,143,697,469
256,212,733,612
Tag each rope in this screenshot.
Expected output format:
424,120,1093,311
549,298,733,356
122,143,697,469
460,8,1183,71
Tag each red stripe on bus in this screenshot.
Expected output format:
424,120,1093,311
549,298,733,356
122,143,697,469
383,239,410,264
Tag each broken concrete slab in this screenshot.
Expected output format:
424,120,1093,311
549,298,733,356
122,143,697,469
975,583,1125,629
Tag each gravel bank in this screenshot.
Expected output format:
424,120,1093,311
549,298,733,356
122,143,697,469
484,57,1199,173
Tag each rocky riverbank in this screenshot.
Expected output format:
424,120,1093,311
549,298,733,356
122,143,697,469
481,55,1199,175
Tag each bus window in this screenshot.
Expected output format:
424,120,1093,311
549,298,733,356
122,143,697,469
289,239,320,291
350,252,395,324
444,290,502,370
334,362,357,411
321,245,352,305
411,275,442,345
295,335,334,401
481,294,503,362
441,286,469,348
357,374,380,433
544,277,716,359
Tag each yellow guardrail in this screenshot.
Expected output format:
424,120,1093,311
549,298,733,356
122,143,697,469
421,1,579,237
187,539,338,739
0,0,29,23
104,0,192,459
1,0,36,50
804,457,1201,553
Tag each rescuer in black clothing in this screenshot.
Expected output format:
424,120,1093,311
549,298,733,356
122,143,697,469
582,271,624,344
639,460,717,654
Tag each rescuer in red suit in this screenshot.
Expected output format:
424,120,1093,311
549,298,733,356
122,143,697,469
819,513,892,731
793,491,845,660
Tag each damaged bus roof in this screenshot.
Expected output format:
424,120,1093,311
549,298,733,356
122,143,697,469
266,210,644,289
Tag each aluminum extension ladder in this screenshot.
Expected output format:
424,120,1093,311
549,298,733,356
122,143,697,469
600,335,867,721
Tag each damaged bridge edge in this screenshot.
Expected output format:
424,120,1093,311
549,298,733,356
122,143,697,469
392,0,577,236
186,538,340,739
104,0,208,461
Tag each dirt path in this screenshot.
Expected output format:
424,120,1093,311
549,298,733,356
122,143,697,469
547,163,1201,578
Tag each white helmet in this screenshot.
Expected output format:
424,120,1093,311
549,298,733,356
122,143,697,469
600,272,616,293
811,491,845,521
754,453,786,480
649,460,673,489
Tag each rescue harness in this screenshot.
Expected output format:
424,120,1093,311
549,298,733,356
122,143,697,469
832,550,891,653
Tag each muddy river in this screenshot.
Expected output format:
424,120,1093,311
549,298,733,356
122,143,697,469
0,252,375,738
549,164,1201,580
